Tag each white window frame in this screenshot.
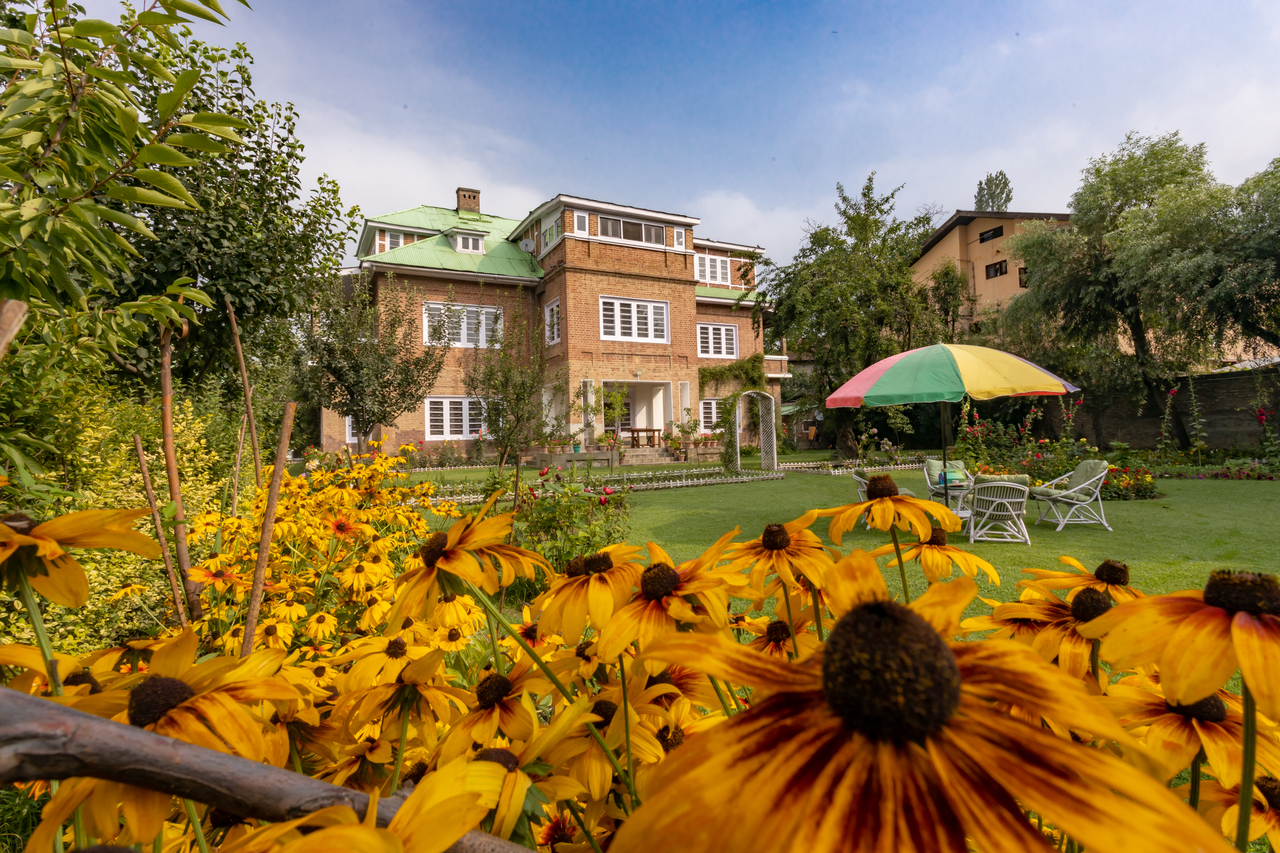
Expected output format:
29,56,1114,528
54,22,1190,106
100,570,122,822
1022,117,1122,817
674,228,685,249
700,398,740,429
425,396,486,440
423,302,502,347
540,212,564,254
598,296,669,344
572,210,589,236
595,215,666,247
695,254,732,284
345,417,372,445
544,298,561,345
455,234,485,254
697,323,738,359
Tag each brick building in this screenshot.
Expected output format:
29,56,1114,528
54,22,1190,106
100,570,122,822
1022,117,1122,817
319,188,788,452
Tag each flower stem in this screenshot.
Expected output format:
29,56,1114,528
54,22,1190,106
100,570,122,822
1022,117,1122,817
618,654,636,786
810,585,825,642
389,710,411,791
1089,639,1101,689
709,675,734,716
484,606,505,675
17,573,61,695
465,581,639,808
1190,748,1204,810
781,592,801,660
723,679,744,712
1236,683,1257,851
184,799,212,853
565,799,604,853
289,734,303,774
889,526,911,604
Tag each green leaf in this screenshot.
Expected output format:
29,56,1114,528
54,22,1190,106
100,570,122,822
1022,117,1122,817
72,19,120,38
160,0,225,24
90,203,157,239
137,11,190,26
105,184,193,209
198,0,228,15
190,111,252,129
86,66,136,87
162,132,227,154
177,120,243,145
131,169,199,208
136,143,196,167
127,50,176,84
156,68,201,122
0,164,25,184
116,105,139,141
0,56,42,71
0,28,35,48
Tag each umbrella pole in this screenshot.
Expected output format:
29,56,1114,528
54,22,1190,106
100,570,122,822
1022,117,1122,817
940,401,952,508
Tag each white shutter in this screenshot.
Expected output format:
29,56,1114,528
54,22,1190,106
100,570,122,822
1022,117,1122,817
725,325,737,357
698,256,707,281
449,401,464,436
619,301,633,337
712,327,723,355
699,325,710,356
720,258,729,282
602,300,616,336
652,304,665,341
636,303,649,338
428,400,445,437
702,400,715,425
467,400,483,435
708,257,718,283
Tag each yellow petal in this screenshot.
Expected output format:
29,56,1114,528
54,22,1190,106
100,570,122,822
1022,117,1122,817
150,629,198,679
1233,613,1280,721
908,577,977,637
32,509,161,558
27,554,89,608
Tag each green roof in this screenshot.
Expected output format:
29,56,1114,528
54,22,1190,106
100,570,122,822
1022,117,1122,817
695,285,762,303
360,206,542,280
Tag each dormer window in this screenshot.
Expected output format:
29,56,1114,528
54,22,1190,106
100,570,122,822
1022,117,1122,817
457,235,484,253
375,229,417,253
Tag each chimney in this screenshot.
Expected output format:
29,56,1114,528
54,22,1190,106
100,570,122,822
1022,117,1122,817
456,187,480,213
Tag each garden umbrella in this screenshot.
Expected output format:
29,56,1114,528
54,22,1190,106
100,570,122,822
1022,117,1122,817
825,343,1079,503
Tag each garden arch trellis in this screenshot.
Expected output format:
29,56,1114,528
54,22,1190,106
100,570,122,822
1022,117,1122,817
729,390,777,472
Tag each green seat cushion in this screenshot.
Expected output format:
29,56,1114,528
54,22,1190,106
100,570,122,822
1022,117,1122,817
1067,459,1110,491
899,487,916,498
973,473,1030,487
1030,485,1063,498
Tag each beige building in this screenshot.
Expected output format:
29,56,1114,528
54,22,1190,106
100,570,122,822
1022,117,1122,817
910,210,1070,320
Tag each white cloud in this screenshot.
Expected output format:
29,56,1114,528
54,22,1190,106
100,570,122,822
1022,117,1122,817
683,190,813,263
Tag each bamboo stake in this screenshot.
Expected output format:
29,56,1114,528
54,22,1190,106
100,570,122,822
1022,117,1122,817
231,388,251,516
133,435,187,627
240,402,295,658
225,295,262,489
160,326,202,620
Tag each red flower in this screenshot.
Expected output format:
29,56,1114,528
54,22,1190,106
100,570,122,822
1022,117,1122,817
540,467,549,476
599,496,608,506
603,486,614,495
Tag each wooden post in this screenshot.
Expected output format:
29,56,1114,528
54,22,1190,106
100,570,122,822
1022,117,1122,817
133,435,187,628
160,325,201,620
0,298,27,361
231,388,251,515
225,296,262,489
241,402,295,658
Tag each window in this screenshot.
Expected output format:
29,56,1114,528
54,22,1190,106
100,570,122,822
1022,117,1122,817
345,417,371,445
674,228,685,249
1018,267,1029,288
985,260,1008,279
617,400,632,429
598,216,666,246
541,214,563,252
573,211,589,235
544,298,561,344
423,302,502,347
600,297,668,343
425,397,485,439
979,226,1004,243
697,323,738,358
700,399,723,428
388,232,401,250
643,224,665,245
696,254,731,284
599,217,621,238
456,234,484,253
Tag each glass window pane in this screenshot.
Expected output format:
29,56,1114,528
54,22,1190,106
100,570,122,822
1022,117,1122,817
622,221,642,241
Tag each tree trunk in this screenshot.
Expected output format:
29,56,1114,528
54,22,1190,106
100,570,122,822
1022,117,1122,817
133,435,187,628
241,403,295,658
225,297,263,489
160,326,202,620
0,297,27,361
1125,314,1191,449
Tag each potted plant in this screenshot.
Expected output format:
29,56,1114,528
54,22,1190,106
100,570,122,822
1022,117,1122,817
571,429,582,454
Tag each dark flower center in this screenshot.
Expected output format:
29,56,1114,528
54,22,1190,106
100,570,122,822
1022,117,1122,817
764,620,793,645
370,555,382,564
62,671,102,694
519,621,539,641
316,615,327,624
656,725,685,752
418,532,449,567
645,669,675,689
926,527,948,547
385,637,408,659
640,563,681,600
822,601,960,743
441,592,458,603
313,666,328,678
1203,571,1280,616
576,640,593,660
760,524,791,551
404,760,429,785
401,617,413,630
866,475,899,499
1257,776,1280,812
583,553,613,574
564,556,588,578
264,625,278,637
1070,588,1112,624
1166,694,1227,724
208,808,246,829
447,628,462,642
476,673,513,709
476,747,520,773
0,513,36,535
367,596,379,608
539,817,575,848
1094,559,1130,586
591,699,618,726
129,676,196,728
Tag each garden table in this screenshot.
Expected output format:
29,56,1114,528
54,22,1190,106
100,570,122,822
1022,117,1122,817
629,428,662,448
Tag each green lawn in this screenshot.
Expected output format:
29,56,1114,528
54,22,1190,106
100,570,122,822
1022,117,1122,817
625,470,1280,608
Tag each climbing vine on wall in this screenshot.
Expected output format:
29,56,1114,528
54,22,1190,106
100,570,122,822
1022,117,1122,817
698,352,765,398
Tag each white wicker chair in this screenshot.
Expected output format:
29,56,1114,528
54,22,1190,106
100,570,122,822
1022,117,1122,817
850,468,915,502
1031,460,1113,532
924,459,971,509
961,480,1031,545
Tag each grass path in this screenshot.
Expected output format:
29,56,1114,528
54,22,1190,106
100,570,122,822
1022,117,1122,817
626,470,1280,607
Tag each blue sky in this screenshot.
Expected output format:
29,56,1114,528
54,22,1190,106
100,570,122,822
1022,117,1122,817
131,0,1280,263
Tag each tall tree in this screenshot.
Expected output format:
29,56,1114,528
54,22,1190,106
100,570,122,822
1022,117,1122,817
1008,132,1213,442
753,176,935,449
462,292,560,475
974,171,1012,212
928,258,972,338
298,273,448,455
